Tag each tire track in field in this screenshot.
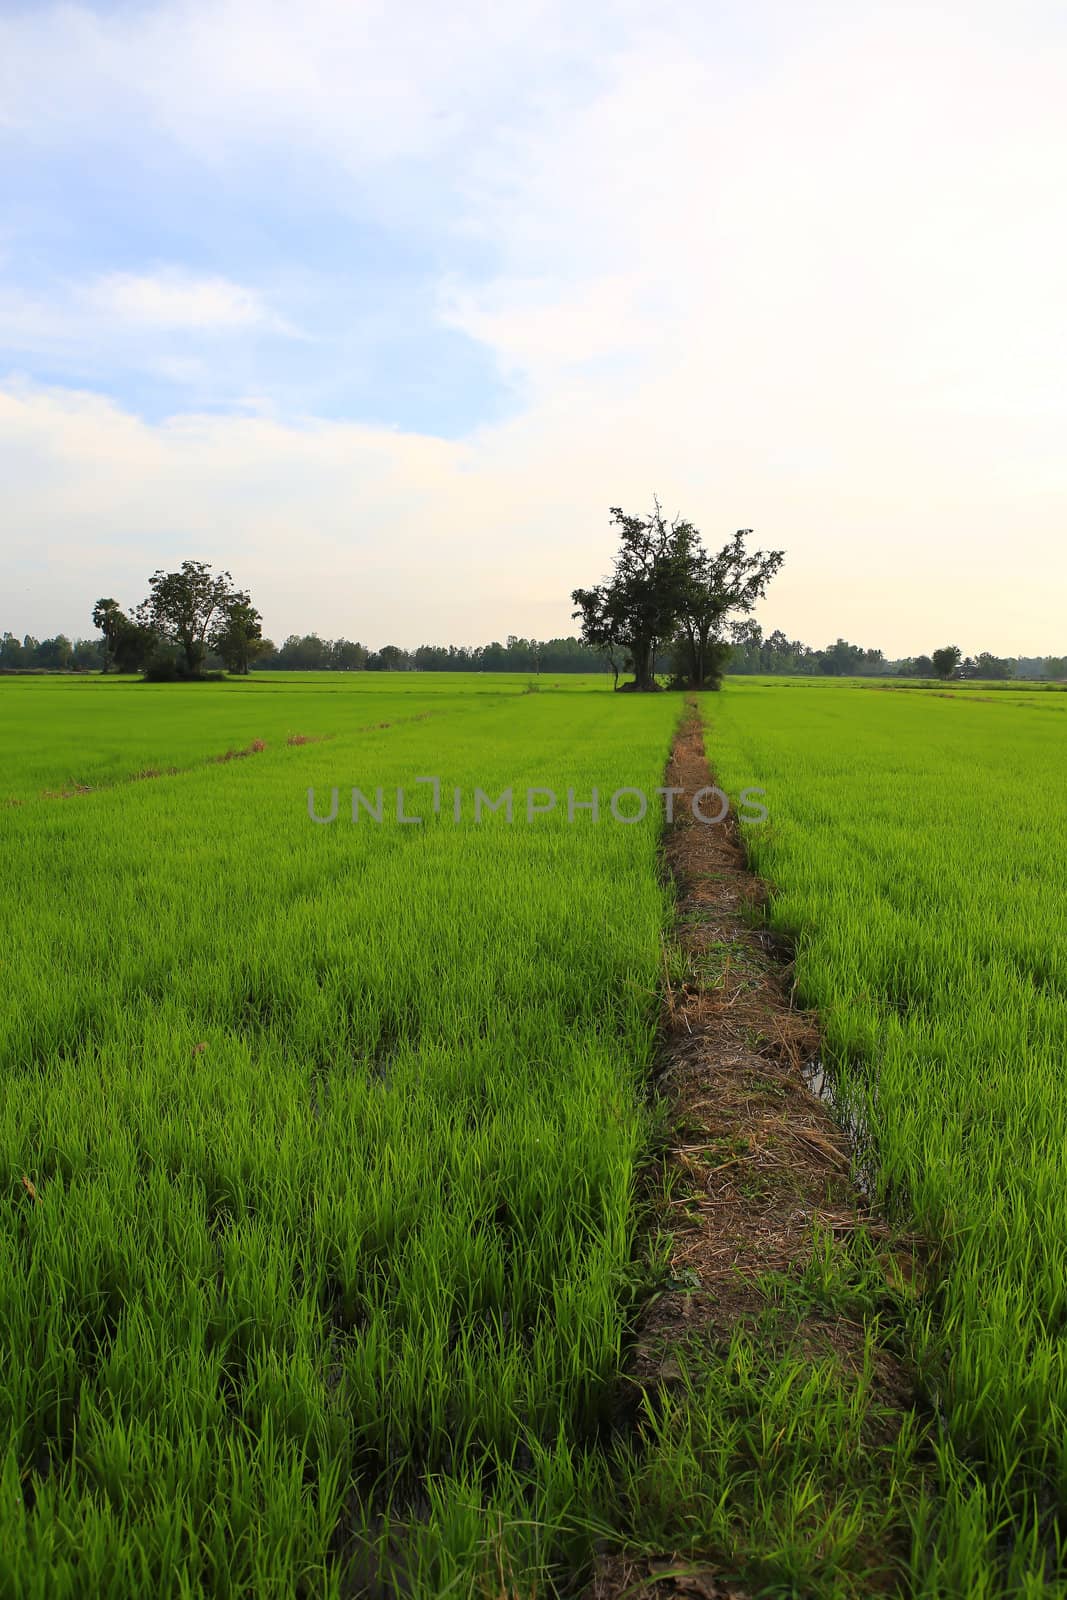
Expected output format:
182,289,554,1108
30,711,435,800
589,701,932,1600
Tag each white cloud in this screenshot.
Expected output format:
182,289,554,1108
0,0,607,179
439,274,659,384
84,271,279,332
0,269,295,398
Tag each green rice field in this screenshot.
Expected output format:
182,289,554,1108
1,673,680,1596
3,671,1067,1596
711,679,1067,1596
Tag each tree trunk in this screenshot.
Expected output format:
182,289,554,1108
682,624,714,688
633,637,655,690
690,635,703,689
695,625,712,688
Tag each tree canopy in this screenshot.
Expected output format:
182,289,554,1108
932,645,962,681
90,561,256,680
211,596,266,675
573,502,784,690
144,561,241,677
90,597,156,674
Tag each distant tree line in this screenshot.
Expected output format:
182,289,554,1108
4,618,1063,683
724,625,1064,682
0,625,635,676
251,634,607,673
0,633,108,672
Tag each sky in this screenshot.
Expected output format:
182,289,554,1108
1,0,1065,656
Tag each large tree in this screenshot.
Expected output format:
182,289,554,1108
573,502,697,691
91,598,156,673
570,582,628,689
675,529,784,689
573,503,783,691
932,644,962,681
91,598,126,672
211,595,265,675
143,561,238,677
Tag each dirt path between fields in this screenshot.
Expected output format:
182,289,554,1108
588,702,929,1600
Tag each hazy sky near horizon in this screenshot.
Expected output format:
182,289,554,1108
1,0,1065,655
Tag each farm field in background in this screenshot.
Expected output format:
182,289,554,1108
0,674,678,1595
0,672,613,801
710,679,1067,1594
